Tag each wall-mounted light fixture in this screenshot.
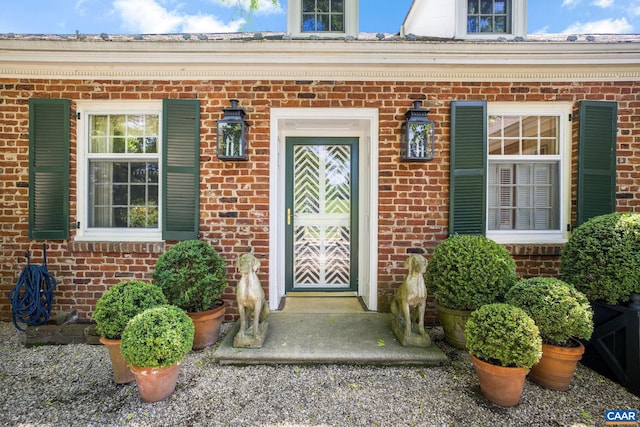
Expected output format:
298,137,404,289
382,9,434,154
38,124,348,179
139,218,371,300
217,99,248,161
401,100,435,162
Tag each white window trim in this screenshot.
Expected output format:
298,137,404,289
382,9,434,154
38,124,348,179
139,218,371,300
455,0,527,40
287,0,358,38
75,101,164,242
486,102,572,244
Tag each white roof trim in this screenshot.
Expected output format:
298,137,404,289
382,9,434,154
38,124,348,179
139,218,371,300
2,38,639,82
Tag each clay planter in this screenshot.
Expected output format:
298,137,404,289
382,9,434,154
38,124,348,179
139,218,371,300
188,302,226,350
130,363,180,403
470,354,528,407
436,303,472,349
99,337,134,384
528,340,585,391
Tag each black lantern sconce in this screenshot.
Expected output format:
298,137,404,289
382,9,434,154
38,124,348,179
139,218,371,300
401,100,435,162
217,99,249,161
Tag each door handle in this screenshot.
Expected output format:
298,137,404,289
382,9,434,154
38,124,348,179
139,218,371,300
287,208,291,225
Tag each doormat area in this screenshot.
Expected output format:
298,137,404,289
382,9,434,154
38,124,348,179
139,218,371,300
281,297,364,313
213,312,448,366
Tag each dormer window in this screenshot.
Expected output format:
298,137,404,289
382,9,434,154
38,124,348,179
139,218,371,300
288,0,358,38
403,0,526,40
302,0,344,32
467,0,510,34
457,0,526,39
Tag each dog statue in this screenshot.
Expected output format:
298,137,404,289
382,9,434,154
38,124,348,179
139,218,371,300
234,253,269,348
390,254,431,347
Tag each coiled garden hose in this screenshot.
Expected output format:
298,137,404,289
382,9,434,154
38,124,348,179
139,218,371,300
8,245,57,331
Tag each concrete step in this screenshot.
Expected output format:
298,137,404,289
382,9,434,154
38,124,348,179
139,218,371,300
213,312,448,366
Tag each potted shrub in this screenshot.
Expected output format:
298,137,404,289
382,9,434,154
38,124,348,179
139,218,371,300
92,280,167,384
465,303,542,407
426,234,517,349
153,240,228,350
506,277,593,390
561,212,640,396
120,305,194,403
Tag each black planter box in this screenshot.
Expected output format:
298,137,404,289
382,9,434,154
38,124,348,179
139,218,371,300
580,300,640,397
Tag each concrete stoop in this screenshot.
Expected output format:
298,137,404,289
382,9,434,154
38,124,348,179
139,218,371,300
213,312,448,366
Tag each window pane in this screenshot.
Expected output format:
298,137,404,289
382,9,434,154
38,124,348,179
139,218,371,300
145,115,159,153
480,16,493,32
488,115,559,156
88,160,159,228
488,162,559,231
301,0,344,32
468,0,478,14
468,0,511,33
87,112,160,230
468,16,478,33
303,15,316,31
331,14,344,32
317,0,329,12
522,138,538,155
481,0,493,14
503,139,520,155
302,0,315,12
318,14,329,31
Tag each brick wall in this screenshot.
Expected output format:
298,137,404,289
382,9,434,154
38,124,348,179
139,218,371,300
1,78,639,324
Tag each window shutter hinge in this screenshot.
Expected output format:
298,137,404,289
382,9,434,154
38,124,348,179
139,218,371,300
76,112,81,120
568,113,573,122
70,221,80,229
567,223,575,232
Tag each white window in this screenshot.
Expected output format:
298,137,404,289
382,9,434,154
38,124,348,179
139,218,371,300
456,0,526,39
76,102,163,241
487,103,571,243
288,0,358,38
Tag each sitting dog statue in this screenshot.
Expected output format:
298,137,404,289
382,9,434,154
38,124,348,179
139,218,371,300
390,254,430,346
234,253,269,347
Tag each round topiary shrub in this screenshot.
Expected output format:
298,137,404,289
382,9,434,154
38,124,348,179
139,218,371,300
121,305,194,368
426,234,518,311
153,240,228,313
465,303,542,369
561,212,640,305
506,277,593,346
93,280,167,340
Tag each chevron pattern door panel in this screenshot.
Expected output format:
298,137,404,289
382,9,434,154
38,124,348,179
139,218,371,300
292,144,351,289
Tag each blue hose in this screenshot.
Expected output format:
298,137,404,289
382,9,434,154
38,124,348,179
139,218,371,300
8,246,57,332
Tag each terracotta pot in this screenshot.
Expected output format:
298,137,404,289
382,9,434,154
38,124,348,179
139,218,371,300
130,363,181,403
529,339,585,391
436,303,472,349
188,302,226,350
470,354,528,407
99,337,135,384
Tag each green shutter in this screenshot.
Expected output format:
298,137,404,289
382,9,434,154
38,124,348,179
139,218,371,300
577,101,617,226
29,99,70,240
450,101,487,235
162,99,201,241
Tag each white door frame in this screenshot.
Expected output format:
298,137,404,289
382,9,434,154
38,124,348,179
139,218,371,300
269,108,379,311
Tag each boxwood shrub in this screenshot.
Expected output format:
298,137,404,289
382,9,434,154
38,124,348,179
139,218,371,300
93,280,167,340
561,212,640,304
505,277,593,346
153,240,228,313
121,305,194,368
465,303,542,369
426,235,517,311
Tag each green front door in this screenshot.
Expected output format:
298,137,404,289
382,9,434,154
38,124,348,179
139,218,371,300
285,138,359,293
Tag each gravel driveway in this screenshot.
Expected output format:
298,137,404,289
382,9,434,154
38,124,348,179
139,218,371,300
0,321,638,427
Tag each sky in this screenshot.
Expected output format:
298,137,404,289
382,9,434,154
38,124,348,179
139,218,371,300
0,0,638,35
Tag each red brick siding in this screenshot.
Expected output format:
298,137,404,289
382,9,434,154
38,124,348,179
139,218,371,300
1,79,639,323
